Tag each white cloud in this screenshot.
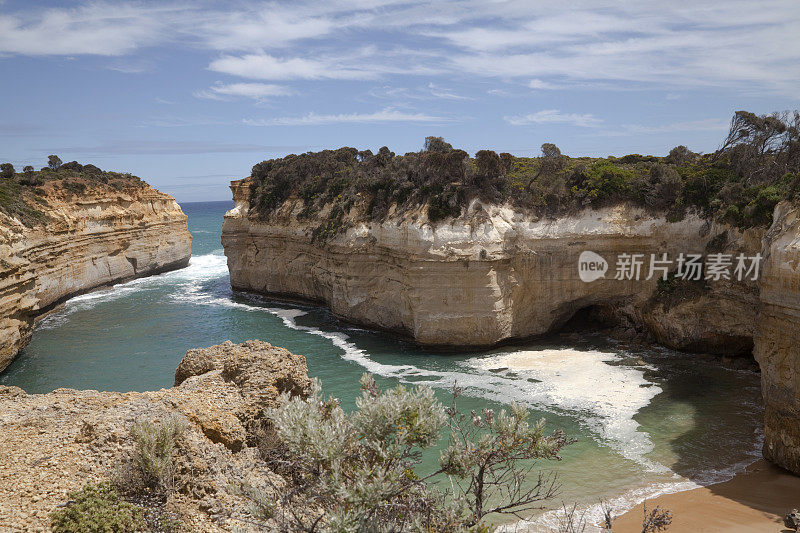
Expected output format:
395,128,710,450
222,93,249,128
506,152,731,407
2,0,799,98
208,54,373,80
244,108,447,126
195,82,294,101
0,3,179,56
427,82,472,100
199,9,334,51
505,109,601,127
528,79,559,90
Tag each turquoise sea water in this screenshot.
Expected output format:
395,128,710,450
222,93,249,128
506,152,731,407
0,201,764,529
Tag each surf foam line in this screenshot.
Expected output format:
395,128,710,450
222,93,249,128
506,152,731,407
38,253,230,328
205,296,667,473
470,351,665,472
37,250,666,472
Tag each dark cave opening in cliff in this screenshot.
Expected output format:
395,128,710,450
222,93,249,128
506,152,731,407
555,304,759,371
557,304,619,334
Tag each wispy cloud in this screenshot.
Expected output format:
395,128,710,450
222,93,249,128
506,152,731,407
528,79,559,90
0,3,181,56
427,82,472,100
208,53,374,80
4,1,799,97
244,108,448,126
195,82,294,101
505,109,601,127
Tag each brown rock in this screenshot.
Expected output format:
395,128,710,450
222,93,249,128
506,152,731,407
0,340,310,532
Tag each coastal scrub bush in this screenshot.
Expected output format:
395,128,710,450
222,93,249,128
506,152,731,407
50,482,146,533
261,374,572,531
0,163,14,179
126,415,186,493
243,111,799,236
48,155,63,170
0,160,144,226
576,160,635,205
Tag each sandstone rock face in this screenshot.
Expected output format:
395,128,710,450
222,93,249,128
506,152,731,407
222,178,760,348
755,203,800,474
0,183,192,371
0,340,312,532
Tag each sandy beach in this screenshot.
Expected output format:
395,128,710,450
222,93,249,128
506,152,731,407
612,460,800,532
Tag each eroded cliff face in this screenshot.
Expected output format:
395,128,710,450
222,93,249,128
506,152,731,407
222,178,761,348
755,203,800,473
0,183,191,371
0,340,312,532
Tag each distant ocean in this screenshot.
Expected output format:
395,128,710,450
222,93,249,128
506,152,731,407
0,200,764,530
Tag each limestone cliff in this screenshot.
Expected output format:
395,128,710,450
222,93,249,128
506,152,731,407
222,177,761,349
0,182,191,371
0,340,312,532
755,203,800,473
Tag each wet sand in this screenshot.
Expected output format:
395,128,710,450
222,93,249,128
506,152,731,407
612,460,800,532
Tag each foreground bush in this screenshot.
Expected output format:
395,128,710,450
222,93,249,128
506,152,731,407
259,374,572,531
50,482,146,533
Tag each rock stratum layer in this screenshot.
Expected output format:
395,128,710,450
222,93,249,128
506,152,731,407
0,340,312,532
222,177,800,474
0,183,191,371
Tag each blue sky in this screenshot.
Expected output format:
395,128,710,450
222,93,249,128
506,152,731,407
1,1,799,202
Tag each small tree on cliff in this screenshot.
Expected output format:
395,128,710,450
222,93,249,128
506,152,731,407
0,163,14,179
48,154,62,170
259,374,572,531
19,165,39,186
424,136,454,153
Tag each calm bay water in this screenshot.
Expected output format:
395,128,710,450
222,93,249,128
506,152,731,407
0,201,764,529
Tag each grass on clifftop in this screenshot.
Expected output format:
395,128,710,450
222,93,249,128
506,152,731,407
0,157,147,227
245,110,800,241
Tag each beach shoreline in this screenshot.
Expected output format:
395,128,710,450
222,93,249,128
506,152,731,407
611,459,800,532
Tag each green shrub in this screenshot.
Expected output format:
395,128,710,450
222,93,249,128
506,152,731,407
579,160,634,204
244,112,800,234
128,416,186,492
263,374,571,531
0,163,14,179
50,483,145,533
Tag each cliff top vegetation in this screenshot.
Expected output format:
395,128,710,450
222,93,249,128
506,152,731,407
245,110,800,240
0,157,146,226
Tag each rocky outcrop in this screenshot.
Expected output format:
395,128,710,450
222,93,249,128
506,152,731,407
222,178,761,349
0,183,191,371
0,340,312,532
755,203,800,474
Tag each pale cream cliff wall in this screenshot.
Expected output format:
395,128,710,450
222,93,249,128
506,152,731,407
222,179,759,348
755,203,800,473
0,184,192,371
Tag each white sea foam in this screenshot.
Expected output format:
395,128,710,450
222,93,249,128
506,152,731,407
469,350,664,470
38,253,229,327
254,308,666,473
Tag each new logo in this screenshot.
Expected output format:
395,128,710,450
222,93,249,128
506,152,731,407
578,251,608,282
